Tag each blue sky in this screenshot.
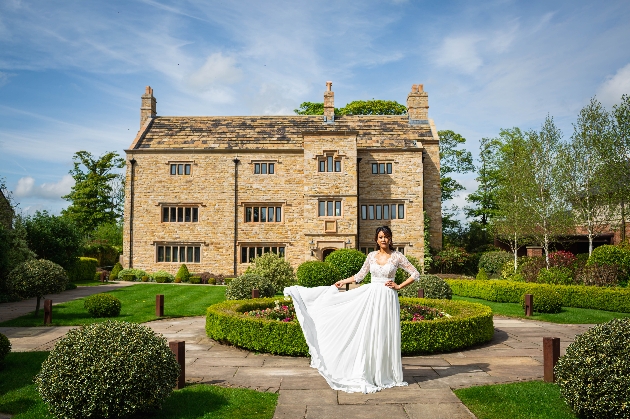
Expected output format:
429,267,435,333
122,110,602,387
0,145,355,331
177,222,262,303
1,0,630,217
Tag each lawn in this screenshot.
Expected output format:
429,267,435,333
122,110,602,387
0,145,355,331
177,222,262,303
71,279,119,286
0,352,278,419
0,284,227,327
452,295,630,324
455,381,576,419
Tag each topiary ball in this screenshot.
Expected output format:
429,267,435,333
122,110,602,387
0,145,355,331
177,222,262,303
521,286,562,313
8,259,69,300
83,293,122,318
555,318,630,419
296,261,341,287
35,321,179,419
398,274,452,299
0,332,11,363
324,249,366,280
225,273,275,300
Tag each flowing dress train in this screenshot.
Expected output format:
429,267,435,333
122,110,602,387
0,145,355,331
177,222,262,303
283,251,420,394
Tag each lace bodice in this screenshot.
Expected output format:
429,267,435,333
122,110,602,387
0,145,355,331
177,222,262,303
354,251,420,283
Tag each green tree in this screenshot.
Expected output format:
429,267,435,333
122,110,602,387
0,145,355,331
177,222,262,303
24,211,82,271
62,151,125,234
294,100,406,116
8,259,69,316
612,94,630,242
294,102,325,115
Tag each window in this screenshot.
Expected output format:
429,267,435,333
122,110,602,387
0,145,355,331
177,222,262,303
170,163,192,175
254,162,275,175
371,162,392,175
245,205,282,223
318,155,342,172
157,244,201,263
318,200,342,217
360,204,405,220
162,206,199,223
240,245,286,263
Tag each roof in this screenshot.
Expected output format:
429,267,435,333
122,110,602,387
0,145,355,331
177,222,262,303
128,115,438,152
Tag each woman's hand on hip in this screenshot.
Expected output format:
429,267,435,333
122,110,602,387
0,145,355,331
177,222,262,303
385,280,399,290
334,280,345,289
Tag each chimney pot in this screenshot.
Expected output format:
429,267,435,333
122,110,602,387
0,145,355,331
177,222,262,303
140,86,157,128
407,83,429,121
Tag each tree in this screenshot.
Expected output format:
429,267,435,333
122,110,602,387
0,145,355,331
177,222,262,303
611,94,630,242
294,102,325,115
8,259,69,316
557,98,615,255
294,100,406,116
24,211,82,271
62,151,125,234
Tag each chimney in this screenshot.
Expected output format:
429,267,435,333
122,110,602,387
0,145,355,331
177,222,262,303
407,84,429,121
323,81,334,122
140,86,157,128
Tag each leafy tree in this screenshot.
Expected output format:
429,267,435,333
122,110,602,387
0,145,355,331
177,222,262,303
62,151,125,234
611,94,630,241
294,102,326,115
438,130,475,202
90,221,123,248
294,100,406,116
8,259,69,316
24,211,82,271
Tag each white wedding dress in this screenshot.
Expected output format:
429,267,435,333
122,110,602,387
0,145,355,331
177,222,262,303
284,251,420,393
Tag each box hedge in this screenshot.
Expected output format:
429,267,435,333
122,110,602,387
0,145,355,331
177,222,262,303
205,297,494,356
67,257,98,282
446,279,630,313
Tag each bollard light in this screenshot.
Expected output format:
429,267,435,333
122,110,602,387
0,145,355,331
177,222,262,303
524,294,533,316
169,340,185,389
417,288,425,299
156,295,164,317
543,337,560,382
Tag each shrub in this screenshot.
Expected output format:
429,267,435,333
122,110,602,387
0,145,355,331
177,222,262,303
8,259,69,316
246,252,296,291
175,264,190,283
519,257,546,282
67,257,98,282
576,263,620,287
476,268,489,281
110,262,123,280
555,318,630,418
548,251,577,269
82,243,120,268
434,246,471,274
296,261,341,287
150,270,174,283
399,274,452,299
66,283,77,290
141,276,150,282
225,273,275,300
537,267,574,286
588,244,630,280
324,249,366,281
521,286,562,313
174,277,181,283
0,332,10,363
93,271,101,281
116,268,147,281
190,276,201,284
478,251,512,277
84,293,121,317
35,321,179,419
206,298,494,355
123,274,135,281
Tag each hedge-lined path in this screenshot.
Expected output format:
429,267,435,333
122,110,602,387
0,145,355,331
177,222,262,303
2,315,594,419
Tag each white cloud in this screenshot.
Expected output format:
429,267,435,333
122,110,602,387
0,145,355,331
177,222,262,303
14,175,74,200
433,35,484,74
597,62,630,107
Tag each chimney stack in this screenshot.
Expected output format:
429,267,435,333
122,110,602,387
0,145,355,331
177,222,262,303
323,81,334,122
140,86,157,128
407,84,429,121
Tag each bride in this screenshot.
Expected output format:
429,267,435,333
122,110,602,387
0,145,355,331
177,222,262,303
283,226,420,394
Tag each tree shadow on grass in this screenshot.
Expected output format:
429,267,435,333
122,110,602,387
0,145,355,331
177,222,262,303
137,386,229,419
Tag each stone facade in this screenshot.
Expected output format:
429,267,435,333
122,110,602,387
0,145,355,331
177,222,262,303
123,83,442,277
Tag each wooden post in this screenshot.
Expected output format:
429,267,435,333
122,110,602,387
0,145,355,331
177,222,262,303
169,340,185,389
44,299,52,325
252,289,260,299
524,294,533,316
156,295,164,317
417,288,425,299
543,337,560,382
99,271,106,282
345,283,350,291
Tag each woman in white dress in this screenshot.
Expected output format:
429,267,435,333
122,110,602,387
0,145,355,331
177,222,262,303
283,226,420,394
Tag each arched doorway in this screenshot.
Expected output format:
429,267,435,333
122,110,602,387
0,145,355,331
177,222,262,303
321,248,335,261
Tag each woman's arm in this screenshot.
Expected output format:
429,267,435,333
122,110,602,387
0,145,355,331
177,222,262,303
334,253,370,288
385,252,420,290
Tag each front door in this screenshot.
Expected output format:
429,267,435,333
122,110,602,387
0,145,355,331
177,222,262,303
321,248,335,261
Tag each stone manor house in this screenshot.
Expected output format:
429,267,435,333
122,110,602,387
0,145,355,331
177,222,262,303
123,82,442,277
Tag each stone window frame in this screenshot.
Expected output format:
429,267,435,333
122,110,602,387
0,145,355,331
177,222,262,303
318,199,343,218
160,205,200,223
168,161,194,176
239,244,286,263
243,203,284,223
316,151,343,173
155,242,202,264
370,161,393,175
360,202,405,220
250,159,278,175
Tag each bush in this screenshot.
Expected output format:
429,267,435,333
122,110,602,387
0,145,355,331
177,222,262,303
84,293,121,317
537,267,574,286
175,264,190,283
588,245,630,282
116,268,147,281
245,252,295,291
324,249,366,281
66,283,77,290
296,261,341,287
576,263,620,287
35,321,179,419
8,259,69,315
0,332,10,363
190,276,202,284
521,286,562,313
548,251,577,270
110,262,123,280
206,298,494,356
141,276,150,282
434,246,471,274
82,243,120,268
398,274,452,299
519,257,546,282
476,268,489,281
225,273,275,300
150,270,174,283
478,251,513,277
555,318,630,418
67,257,98,282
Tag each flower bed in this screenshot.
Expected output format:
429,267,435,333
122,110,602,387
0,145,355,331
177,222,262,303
205,297,494,356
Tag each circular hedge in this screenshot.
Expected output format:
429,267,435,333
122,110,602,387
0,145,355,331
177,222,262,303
296,261,341,287
0,332,10,363
206,297,494,356
324,249,366,279
84,293,122,318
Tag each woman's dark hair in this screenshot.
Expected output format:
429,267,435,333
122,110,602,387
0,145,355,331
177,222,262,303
374,226,395,251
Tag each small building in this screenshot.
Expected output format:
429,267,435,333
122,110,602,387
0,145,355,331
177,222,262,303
123,82,442,276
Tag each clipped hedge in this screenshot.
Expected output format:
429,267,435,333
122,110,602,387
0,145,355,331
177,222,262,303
0,332,10,363
296,261,341,287
447,279,630,313
116,268,148,281
205,298,494,356
84,293,122,318
67,257,98,282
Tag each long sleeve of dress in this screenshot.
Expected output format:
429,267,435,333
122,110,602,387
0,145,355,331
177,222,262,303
392,252,420,281
353,253,371,283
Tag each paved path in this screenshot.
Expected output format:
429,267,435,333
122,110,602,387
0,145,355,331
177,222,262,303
0,314,593,419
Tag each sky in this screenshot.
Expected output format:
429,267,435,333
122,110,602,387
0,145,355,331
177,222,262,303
1,0,630,218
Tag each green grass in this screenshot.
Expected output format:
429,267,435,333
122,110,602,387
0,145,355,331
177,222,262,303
0,284,227,327
71,279,119,286
455,381,576,419
0,352,277,419
453,295,630,324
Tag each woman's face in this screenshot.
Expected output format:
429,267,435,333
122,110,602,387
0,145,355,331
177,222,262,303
376,231,391,250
